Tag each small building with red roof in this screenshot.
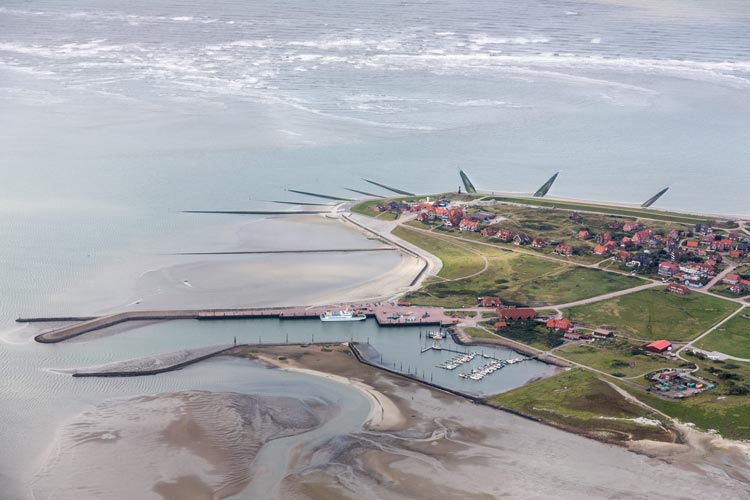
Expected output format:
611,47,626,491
724,273,740,285
668,282,691,295
555,243,573,257
546,318,573,332
478,296,502,308
645,340,672,353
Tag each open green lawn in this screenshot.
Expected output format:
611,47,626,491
696,309,750,358
483,196,712,224
392,226,486,280
557,338,685,380
350,198,385,217
490,369,675,442
397,226,642,308
565,287,739,342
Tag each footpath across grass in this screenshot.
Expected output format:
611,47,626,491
696,309,750,358
565,287,739,342
490,369,675,442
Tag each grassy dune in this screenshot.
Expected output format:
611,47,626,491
490,369,675,442
565,288,738,342
395,226,641,308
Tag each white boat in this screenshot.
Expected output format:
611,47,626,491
320,309,366,322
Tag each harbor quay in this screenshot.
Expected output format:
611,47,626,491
20,303,457,343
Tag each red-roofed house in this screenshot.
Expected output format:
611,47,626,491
459,218,479,232
478,296,502,308
711,239,733,252
497,307,537,321
686,240,700,249
593,245,607,256
577,230,591,240
532,238,546,248
658,262,680,278
496,228,514,242
494,321,508,331
546,318,573,332
623,221,639,232
724,273,740,285
596,232,612,245
668,282,691,295
645,340,672,353
555,244,573,257
730,249,747,259
632,229,653,245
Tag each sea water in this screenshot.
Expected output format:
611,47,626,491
1,0,749,497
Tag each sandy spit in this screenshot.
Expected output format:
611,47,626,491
255,349,406,432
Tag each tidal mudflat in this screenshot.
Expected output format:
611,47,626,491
234,345,750,500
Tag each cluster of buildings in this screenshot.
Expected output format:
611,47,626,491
479,296,591,341
648,369,713,399
408,198,500,231
722,271,750,295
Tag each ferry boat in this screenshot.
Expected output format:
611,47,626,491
320,309,367,322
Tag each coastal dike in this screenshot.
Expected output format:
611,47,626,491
21,304,455,344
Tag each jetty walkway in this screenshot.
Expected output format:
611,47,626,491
20,303,456,344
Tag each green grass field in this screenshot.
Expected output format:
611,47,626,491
396,226,642,307
696,309,750,358
392,226,487,280
565,287,739,342
557,339,684,380
490,369,675,442
463,327,500,339
350,198,385,217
